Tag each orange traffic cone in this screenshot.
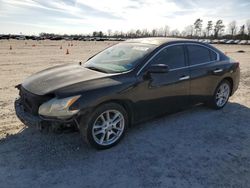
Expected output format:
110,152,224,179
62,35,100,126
66,49,69,54
9,45,12,50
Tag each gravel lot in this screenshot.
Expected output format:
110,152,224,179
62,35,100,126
0,40,250,188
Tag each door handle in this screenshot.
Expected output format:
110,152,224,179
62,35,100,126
213,69,223,73
179,75,190,81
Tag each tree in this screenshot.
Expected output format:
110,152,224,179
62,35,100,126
107,29,112,37
141,28,150,37
156,27,164,37
135,29,141,37
239,25,245,35
246,20,250,36
171,29,180,36
214,20,225,38
194,18,203,36
98,31,103,37
163,25,170,37
151,29,157,37
113,30,120,37
92,31,98,37
184,25,194,37
206,21,213,37
202,30,207,38
228,21,237,36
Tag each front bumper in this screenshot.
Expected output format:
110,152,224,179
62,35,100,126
15,98,45,129
14,98,76,131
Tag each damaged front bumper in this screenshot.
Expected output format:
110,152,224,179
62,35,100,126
14,98,78,131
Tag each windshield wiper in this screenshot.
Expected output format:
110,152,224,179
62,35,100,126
86,66,108,73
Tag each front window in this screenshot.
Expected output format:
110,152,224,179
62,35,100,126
150,45,186,69
84,43,156,73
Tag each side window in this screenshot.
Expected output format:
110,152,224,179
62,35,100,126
210,50,217,61
151,45,185,69
187,45,217,65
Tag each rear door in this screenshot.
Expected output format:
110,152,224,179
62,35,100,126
186,44,221,103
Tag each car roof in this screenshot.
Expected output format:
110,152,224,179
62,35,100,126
124,37,190,46
124,37,226,58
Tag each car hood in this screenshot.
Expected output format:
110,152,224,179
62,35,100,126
22,63,121,95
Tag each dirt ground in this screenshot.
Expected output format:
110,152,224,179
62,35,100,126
0,40,250,188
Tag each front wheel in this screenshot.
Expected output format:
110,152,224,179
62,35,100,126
80,103,128,149
208,80,231,109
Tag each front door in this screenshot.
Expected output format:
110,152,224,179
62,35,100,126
134,44,190,121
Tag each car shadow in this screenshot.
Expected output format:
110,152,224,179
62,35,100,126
1,102,250,187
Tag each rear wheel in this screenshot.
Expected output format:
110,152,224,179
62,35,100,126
80,103,128,149
208,80,231,109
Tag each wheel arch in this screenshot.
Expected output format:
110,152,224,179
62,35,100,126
222,77,234,96
95,99,135,127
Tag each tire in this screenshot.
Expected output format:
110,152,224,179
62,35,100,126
208,80,231,109
79,103,128,150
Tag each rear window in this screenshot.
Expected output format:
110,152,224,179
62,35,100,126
187,45,217,65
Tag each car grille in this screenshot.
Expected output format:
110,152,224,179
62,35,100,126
19,86,53,115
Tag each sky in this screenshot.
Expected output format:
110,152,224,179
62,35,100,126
0,0,250,35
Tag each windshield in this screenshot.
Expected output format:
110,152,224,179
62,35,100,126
84,43,156,73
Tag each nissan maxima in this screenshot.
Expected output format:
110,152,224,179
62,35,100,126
15,38,240,149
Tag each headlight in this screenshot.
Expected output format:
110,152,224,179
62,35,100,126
38,95,81,119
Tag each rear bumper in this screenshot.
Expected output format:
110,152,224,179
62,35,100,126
231,66,240,95
14,98,76,130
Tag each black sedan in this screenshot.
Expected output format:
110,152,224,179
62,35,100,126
15,38,240,149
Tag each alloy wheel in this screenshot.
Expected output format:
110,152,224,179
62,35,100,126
92,110,125,146
215,83,230,107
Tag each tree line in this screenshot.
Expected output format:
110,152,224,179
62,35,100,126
38,19,250,40
185,19,250,39
91,19,250,40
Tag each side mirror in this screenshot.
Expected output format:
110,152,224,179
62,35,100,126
147,64,169,74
